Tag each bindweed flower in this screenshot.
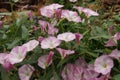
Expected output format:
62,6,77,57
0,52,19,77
84,64,99,80
61,10,81,22
74,6,99,17
55,9,62,19
38,36,44,42
51,19,58,26
75,57,88,69
8,46,27,64
39,20,58,35
62,58,102,80
47,23,59,35
75,58,99,79
109,26,114,35
38,20,48,33
33,25,38,31
74,65,83,80
109,49,120,60
73,6,84,14
105,38,117,47
0,53,13,71
38,51,54,69
41,36,61,49
27,11,33,21
82,8,99,17
89,74,110,80
38,55,48,69
3,60,13,71
94,55,114,75
40,4,64,18
0,53,8,65
62,63,83,80
46,51,54,65
18,64,35,80
0,21,3,29
57,32,75,42
105,32,120,47
75,33,83,45
88,76,107,80
56,48,75,59
22,40,39,52
69,0,77,2
114,32,120,40
61,63,75,80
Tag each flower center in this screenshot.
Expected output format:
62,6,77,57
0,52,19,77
103,63,107,68
25,72,30,76
17,54,23,59
49,43,54,49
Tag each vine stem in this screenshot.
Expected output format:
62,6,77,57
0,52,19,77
10,1,14,12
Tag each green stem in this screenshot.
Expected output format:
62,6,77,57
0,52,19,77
52,62,61,80
83,29,90,36
65,42,71,49
10,2,14,12
57,59,63,68
43,69,46,79
56,18,64,26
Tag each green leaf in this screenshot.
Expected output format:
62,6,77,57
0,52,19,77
50,72,61,80
113,74,120,80
90,26,110,40
89,35,111,40
85,51,99,57
22,26,29,39
12,0,19,2
16,18,21,27
10,73,19,80
0,66,9,80
2,34,7,39
7,37,21,49
3,25,10,29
